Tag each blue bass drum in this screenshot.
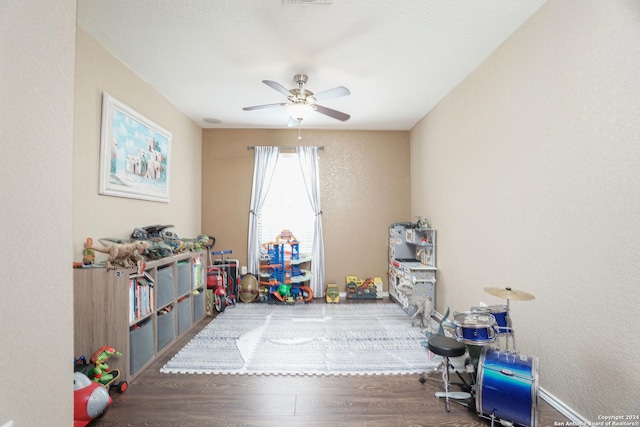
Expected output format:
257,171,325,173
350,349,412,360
476,347,539,427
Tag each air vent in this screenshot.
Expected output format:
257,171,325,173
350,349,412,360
283,0,333,4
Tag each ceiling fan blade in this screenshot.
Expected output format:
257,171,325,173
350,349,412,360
314,86,350,102
263,80,292,96
243,102,287,111
314,104,350,121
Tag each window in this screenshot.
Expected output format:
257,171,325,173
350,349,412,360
257,153,314,254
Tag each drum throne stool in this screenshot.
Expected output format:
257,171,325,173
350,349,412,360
426,335,466,412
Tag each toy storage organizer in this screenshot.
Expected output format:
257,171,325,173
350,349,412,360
73,251,207,383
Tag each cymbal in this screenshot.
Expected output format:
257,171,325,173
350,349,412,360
484,287,535,301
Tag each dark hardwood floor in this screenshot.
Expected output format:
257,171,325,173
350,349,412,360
91,300,569,427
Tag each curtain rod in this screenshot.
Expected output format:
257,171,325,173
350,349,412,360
247,145,324,150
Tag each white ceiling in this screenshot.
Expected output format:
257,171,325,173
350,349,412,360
77,0,546,131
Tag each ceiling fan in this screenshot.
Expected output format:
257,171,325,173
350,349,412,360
243,74,350,125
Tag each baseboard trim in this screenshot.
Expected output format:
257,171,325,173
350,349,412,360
539,387,588,424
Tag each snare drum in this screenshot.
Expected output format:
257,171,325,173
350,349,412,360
453,311,497,345
476,347,539,427
472,305,511,334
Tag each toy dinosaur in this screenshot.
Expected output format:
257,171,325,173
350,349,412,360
180,234,210,252
396,281,433,330
145,240,174,260
131,224,174,241
89,239,150,270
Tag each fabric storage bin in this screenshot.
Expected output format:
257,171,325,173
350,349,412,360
193,291,205,323
177,296,192,335
129,319,154,376
156,265,175,308
177,261,190,296
156,308,175,351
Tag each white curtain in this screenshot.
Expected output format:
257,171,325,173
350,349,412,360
247,146,279,274
296,146,325,298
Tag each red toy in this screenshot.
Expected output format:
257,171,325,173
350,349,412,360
73,371,112,427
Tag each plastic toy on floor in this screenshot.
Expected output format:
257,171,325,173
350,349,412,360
83,347,127,393
396,281,433,329
259,230,313,303
74,371,111,427
326,283,339,303
88,346,122,385
345,276,379,300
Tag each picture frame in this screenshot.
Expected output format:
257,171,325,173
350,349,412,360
99,92,171,203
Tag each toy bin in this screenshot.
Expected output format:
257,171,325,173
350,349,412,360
177,261,190,296
156,308,175,351
129,319,154,376
177,296,192,335
193,291,205,323
156,265,175,309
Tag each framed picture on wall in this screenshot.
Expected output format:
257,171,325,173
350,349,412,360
99,92,172,203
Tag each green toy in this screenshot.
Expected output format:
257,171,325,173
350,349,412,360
277,283,292,298
88,346,122,385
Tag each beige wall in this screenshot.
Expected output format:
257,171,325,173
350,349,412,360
410,0,640,419
73,29,203,261
0,1,76,425
202,129,410,292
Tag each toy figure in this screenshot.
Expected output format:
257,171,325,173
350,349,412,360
416,216,429,230
277,283,292,299
82,238,95,265
88,346,122,385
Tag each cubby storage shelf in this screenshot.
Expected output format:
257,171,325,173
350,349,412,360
73,251,207,383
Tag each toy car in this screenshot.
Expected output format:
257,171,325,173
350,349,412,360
73,371,111,427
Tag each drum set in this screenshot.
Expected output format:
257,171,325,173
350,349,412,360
432,286,540,427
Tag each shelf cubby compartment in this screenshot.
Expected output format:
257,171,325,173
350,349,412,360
129,275,154,324
156,307,176,351
156,265,175,309
177,261,191,296
177,296,192,335
129,319,154,376
193,291,205,323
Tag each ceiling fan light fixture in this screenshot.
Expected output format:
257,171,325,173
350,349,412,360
286,103,314,121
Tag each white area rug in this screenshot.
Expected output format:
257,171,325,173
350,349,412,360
161,303,441,376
